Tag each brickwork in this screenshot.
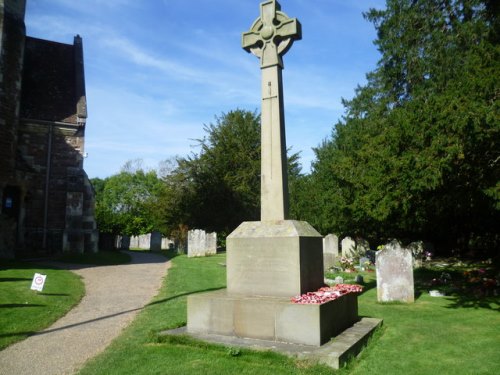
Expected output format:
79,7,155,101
0,0,97,257
0,1,25,186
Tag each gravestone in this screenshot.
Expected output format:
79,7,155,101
408,241,424,268
323,234,339,270
205,232,217,255
187,229,217,257
118,235,130,250
187,0,360,347
376,240,414,303
150,231,162,252
341,236,356,257
356,237,370,254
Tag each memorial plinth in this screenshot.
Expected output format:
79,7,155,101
188,219,359,346
188,289,359,346
227,220,324,297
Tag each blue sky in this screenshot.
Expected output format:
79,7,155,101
25,0,386,178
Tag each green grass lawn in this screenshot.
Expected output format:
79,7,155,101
78,254,500,375
0,260,85,350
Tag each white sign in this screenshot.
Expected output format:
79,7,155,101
31,273,47,292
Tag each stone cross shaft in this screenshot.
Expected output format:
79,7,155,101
242,0,301,221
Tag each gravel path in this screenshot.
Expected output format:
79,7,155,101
0,251,170,375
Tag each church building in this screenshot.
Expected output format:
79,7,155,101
0,0,98,257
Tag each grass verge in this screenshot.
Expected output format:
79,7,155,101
0,260,85,350
79,255,500,374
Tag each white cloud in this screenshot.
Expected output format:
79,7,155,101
46,0,137,14
99,36,201,81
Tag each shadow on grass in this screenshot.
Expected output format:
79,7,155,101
0,304,45,308
0,277,33,282
445,295,499,311
361,280,377,294
0,286,225,340
2,250,176,272
127,248,181,261
146,286,225,308
414,267,500,311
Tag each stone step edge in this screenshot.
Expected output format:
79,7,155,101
301,317,383,369
160,317,382,370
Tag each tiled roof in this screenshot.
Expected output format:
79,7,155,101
20,36,86,125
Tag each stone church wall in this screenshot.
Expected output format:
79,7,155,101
0,1,97,256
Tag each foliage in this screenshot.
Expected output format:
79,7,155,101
0,260,85,349
306,0,500,254
91,110,301,239
91,161,166,236
164,109,301,235
415,259,499,304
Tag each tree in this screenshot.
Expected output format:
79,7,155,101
171,110,261,234
92,161,166,236
307,0,499,255
165,109,302,235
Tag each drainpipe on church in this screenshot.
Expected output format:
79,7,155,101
42,123,53,251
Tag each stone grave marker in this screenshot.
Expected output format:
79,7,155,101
323,234,339,270
150,231,162,252
118,235,130,250
356,237,370,254
408,241,424,268
205,231,217,255
376,240,414,303
341,236,356,257
187,229,217,257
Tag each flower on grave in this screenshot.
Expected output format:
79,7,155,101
291,284,363,304
363,260,372,269
339,256,355,271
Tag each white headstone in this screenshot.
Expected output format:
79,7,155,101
341,236,356,257
188,229,217,257
376,240,414,303
408,241,424,268
334,276,344,284
323,234,339,270
205,232,217,256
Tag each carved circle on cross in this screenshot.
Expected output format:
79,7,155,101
247,11,294,60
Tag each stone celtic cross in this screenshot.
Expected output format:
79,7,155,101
242,0,301,221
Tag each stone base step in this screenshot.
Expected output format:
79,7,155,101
161,317,382,370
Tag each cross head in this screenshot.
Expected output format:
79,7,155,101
242,0,302,68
